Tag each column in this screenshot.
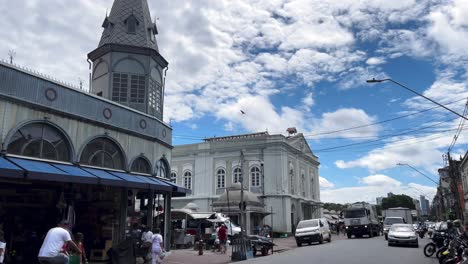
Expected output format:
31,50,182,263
119,188,128,243
163,192,172,251
147,190,154,229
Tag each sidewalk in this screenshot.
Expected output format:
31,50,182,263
165,233,349,264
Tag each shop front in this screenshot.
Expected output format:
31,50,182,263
0,156,186,263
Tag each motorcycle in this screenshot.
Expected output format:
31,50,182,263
438,235,468,264
425,231,450,257
417,227,427,239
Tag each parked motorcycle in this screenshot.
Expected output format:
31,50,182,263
438,235,468,264
425,231,450,257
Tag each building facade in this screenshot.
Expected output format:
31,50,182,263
460,152,468,220
376,197,384,206
170,131,321,234
420,195,430,216
0,0,187,261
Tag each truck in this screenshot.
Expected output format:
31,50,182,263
382,207,413,240
343,202,380,239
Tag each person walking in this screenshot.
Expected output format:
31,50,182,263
38,220,81,264
74,233,88,264
151,228,164,264
141,226,153,262
218,224,227,254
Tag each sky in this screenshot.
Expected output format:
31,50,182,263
1,0,468,205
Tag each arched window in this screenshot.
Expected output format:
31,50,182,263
155,159,168,179
80,137,125,170
184,171,192,190
130,157,151,174
233,167,242,183
126,15,138,34
170,172,177,183
216,168,226,189
7,122,72,162
250,166,261,187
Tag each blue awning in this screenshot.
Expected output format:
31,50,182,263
163,180,191,196
106,171,151,189
143,176,173,192
0,157,24,179
7,157,96,184
81,167,126,187
2,157,184,195
50,164,99,185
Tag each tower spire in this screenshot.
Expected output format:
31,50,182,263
98,0,158,51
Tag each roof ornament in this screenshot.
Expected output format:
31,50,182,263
286,127,297,136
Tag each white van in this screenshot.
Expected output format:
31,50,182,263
294,218,331,246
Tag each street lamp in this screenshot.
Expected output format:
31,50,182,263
366,78,468,121
396,163,439,185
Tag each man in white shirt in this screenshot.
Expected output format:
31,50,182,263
141,225,153,262
38,220,81,264
141,225,154,244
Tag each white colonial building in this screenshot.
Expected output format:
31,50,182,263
170,131,321,234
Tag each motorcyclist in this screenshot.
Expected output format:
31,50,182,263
454,219,464,235
446,220,459,238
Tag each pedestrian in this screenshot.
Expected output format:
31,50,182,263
141,225,153,262
74,232,88,264
0,230,6,264
151,228,164,264
38,220,82,264
218,224,228,254
336,224,340,235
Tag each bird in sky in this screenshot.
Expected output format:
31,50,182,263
240,110,246,114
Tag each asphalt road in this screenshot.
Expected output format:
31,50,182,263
245,236,439,264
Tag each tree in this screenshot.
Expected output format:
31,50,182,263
323,203,347,212
381,194,416,210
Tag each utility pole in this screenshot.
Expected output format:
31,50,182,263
239,150,245,238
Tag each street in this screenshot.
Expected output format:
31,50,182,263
245,236,438,264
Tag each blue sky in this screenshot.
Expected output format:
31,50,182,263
1,0,468,204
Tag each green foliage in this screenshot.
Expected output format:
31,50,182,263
381,194,416,210
323,203,347,212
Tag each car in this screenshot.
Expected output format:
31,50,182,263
295,218,331,247
387,224,418,247
383,217,406,240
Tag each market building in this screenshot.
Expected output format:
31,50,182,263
170,130,322,235
0,0,188,262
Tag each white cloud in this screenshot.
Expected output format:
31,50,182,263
335,118,468,172
366,57,386,65
302,92,314,111
310,108,380,139
319,176,335,189
360,174,401,187
321,183,436,204
321,174,436,204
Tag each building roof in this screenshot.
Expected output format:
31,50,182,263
98,0,159,51
204,132,269,142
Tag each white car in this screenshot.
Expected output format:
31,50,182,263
388,224,418,247
295,218,331,246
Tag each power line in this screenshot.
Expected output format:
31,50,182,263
448,98,468,152
171,98,467,141
312,116,461,152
